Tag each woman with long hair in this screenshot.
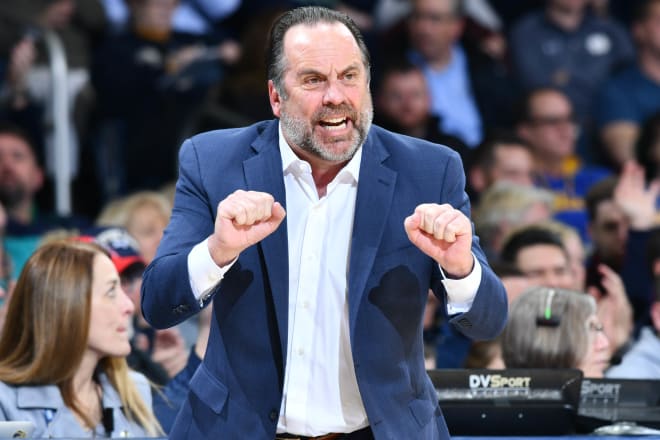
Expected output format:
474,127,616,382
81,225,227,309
0,239,162,437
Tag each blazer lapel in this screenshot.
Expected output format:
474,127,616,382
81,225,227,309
243,121,289,362
348,133,397,335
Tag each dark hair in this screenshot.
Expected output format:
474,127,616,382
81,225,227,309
0,121,41,166
632,0,660,23
635,111,660,180
584,177,617,222
471,130,531,170
514,87,566,124
500,226,568,265
265,6,371,96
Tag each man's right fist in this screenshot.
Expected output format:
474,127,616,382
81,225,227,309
208,190,286,267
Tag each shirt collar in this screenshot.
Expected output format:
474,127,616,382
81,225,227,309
277,120,362,184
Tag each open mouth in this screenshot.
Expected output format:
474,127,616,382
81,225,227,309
319,117,349,131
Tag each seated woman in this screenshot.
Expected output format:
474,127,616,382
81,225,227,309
0,239,163,437
502,287,611,378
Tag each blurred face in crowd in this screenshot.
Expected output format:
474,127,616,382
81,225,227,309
269,22,373,164
577,314,610,378
130,0,178,33
515,244,575,289
548,0,589,14
408,0,463,64
0,133,43,210
589,200,628,264
488,144,535,187
634,1,660,56
377,68,430,131
39,0,75,29
87,254,134,361
126,204,168,264
518,91,577,164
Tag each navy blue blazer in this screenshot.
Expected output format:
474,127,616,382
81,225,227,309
141,120,508,439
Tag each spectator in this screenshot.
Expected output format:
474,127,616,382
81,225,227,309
0,239,162,437
510,0,634,145
405,0,484,147
597,0,660,167
502,286,611,378
374,58,469,158
473,182,554,258
0,122,88,279
0,0,107,181
80,227,188,383
92,0,237,197
516,87,611,243
96,191,171,265
500,225,576,289
585,162,660,327
467,132,536,200
607,228,660,378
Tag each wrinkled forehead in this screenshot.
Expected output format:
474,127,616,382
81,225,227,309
282,22,366,68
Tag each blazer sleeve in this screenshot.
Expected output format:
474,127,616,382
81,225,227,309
141,138,217,329
436,151,508,341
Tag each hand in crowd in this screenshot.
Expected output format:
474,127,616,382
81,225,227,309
208,190,286,267
38,0,76,29
7,37,36,109
404,204,474,278
151,328,188,378
614,161,660,230
587,264,633,357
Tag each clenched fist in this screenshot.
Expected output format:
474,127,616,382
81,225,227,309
404,203,474,277
208,190,286,267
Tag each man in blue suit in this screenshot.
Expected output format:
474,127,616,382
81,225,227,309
141,6,507,439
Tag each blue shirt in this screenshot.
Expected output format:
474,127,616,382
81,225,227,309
409,45,483,147
597,64,660,127
510,11,634,122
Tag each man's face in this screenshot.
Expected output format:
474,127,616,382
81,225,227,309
377,69,430,131
0,134,43,209
589,200,629,263
489,144,535,187
549,0,589,14
518,91,578,163
515,244,575,289
268,22,373,163
408,0,463,63
635,2,660,57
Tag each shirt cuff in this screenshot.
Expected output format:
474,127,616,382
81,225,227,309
187,238,236,305
440,254,482,315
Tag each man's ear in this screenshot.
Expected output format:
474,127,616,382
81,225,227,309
268,80,282,118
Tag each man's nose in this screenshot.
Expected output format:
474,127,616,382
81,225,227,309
322,79,348,106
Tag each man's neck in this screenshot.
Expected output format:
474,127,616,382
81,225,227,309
546,5,584,32
427,49,453,71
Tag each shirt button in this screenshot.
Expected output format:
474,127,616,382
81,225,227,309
297,348,304,356
303,301,310,309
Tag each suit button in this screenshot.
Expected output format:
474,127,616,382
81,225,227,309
458,317,472,328
173,304,191,315
269,410,278,422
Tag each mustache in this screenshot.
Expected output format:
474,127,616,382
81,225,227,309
313,104,358,123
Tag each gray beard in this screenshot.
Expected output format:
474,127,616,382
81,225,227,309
279,105,373,163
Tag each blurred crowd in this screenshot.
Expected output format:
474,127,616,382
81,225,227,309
0,0,659,435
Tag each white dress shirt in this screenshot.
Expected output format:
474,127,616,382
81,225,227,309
187,123,482,436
